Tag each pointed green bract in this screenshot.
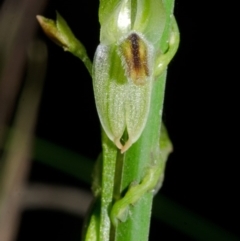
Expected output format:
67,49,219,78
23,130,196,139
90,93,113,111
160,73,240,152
99,0,120,25
133,0,166,47
99,0,131,44
99,0,166,46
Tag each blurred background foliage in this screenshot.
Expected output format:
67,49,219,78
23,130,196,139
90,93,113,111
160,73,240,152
0,0,239,241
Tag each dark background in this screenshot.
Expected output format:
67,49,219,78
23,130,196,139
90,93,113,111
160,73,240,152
0,0,238,240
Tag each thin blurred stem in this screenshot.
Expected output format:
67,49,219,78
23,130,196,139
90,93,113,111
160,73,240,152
0,0,47,148
0,40,47,241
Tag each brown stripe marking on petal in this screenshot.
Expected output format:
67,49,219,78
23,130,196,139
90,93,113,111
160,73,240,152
120,33,149,85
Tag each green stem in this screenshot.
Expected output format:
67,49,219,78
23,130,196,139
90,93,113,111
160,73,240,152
110,1,176,241
99,130,118,241
71,48,92,76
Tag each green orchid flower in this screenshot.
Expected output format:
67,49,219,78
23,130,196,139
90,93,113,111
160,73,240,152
93,0,166,152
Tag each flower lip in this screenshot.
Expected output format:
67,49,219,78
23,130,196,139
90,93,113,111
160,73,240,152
119,31,152,85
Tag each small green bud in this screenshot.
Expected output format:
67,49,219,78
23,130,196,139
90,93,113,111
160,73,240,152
37,13,75,50
37,13,87,60
93,0,166,152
